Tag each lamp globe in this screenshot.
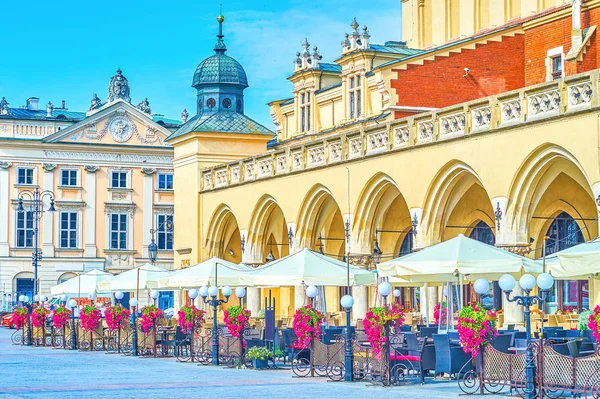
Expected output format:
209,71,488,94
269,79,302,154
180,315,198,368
473,278,490,295
378,282,392,297
68,299,77,308
537,273,554,291
115,291,124,300
235,287,246,298
222,286,233,297
188,289,199,300
519,274,536,291
340,295,354,309
208,286,219,297
498,274,516,292
306,285,319,299
199,286,209,298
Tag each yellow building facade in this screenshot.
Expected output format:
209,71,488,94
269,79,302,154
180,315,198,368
171,3,600,325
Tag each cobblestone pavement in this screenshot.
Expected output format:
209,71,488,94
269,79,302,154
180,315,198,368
0,328,507,399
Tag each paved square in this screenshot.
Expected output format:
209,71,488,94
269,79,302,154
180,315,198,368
0,328,507,399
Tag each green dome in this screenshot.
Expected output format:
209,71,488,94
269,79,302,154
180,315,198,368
192,53,248,88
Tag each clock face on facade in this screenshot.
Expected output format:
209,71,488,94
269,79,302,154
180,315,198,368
108,116,132,142
207,98,216,109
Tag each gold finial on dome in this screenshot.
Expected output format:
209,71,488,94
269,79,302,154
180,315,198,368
217,15,225,23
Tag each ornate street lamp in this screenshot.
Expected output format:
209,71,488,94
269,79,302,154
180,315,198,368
475,273,554,399
150,289,160,306
378,281,392,305
148,217,173,265
148,239,158,264
200,262,232,366
130,298,139,356
115,291,124,304
340,294,354,382
306,285,318,307
16,188,56,304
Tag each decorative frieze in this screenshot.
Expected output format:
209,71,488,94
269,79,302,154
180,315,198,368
203,172,213,190
439,112,466,137
393,126,410,147
44,151,173,165
568,81,593,107
472,106,492,130
528,89,560,117
417,120,433,142
215,169,228,187
348,136,362,158
329,142,342,162
366,130,388,153
276,155,287,174
231,166,241,183
292,151,303,170
500,98,522,123
104,203,136,217
245,161,256,180
257,158,273,178
307,146,325,167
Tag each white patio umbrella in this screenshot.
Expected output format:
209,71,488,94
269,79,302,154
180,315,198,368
96,263,173,296
378,234,542,282
157,257,252,289
245,249,376,287
543,237,600,279
50,269,113,297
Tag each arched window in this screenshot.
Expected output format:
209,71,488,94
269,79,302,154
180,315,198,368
469,221,495,245
545,211,584,255
399,232,413,256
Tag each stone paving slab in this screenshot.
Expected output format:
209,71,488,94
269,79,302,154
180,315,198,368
0,328,509,399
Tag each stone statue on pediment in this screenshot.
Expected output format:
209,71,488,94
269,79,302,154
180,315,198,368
89,93,102,111
0,97,9,115
107,68,131,103
137,98,151,114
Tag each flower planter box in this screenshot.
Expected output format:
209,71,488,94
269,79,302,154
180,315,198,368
253,358,269,369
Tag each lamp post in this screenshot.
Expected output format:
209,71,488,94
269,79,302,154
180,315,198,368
150,289,160,306
148,218,173,265
200,262,232,366
188,289,199,362
306,285,318,307
68,298,77,350
378,281,392,305
16,187,56,302
340,294,354,382
130,298,139,357
474,273,554,399
234,287,247,365
115,291,124,305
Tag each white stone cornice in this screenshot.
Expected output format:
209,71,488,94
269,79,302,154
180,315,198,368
43,150,173,165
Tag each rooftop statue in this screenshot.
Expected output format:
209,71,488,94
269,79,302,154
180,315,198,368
107,68,131,103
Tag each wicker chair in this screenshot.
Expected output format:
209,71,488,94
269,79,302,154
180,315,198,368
432,333,471,377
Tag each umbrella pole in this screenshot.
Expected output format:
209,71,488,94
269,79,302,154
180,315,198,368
78,273,81,300
423,282,429,326
136,268,140,300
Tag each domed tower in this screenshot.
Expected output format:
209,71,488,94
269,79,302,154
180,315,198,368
192,15,248,116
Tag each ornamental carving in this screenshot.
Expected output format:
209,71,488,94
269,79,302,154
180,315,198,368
569,81,593,106
111,192,128,201
141,167,157,176
245,162,255,180
417,120,433,141
215,169,228,186
0,161,12,169
231,166,240,183
257,159,273,177
108,115,133,142
292,151,303,170
203,173,213,190
393,126,410,147
528,90,560,116
439,113,466,136
84,165,100,173
42,163,57,172
89,93,102,111
107,68,131,103
329,142,342,162
366,131,388,153
104,203,136,217
348,137,362,157
501,99,522,122
472,106,492,129
276,155,287,173
307,146,325,166
43,151,172,164
137,98,151,114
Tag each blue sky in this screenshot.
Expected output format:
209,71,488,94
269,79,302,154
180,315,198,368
0,0,402,128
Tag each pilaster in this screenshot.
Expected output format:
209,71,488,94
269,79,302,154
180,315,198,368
42,163,56,257
84,165,99,258
352,285,368,320
0,162,11,256
142,168,156,258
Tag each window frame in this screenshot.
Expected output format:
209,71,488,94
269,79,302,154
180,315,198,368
546,46,564,81
348,75,362,119
156,214,174,251
110,171,129,189
16,167,35,185
15,210,34,248
109,213,128,250
299,91,311,133
157,172,174,191
60,169,79,187
59,211,78,249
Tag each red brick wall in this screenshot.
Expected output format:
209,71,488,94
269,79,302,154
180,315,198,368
525,8,599,86
390,34,525,110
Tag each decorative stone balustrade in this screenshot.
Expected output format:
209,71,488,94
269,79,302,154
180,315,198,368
200,70,600,192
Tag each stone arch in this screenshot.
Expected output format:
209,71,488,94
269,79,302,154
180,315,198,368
353,172,412,257
204,204,242,263
421,160,494,245
57,272,77,284
295,184,345,258
507,143,596,250
246,195,289,263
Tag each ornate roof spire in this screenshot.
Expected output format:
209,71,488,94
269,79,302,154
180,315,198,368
107,68,131,103
214,14,227,54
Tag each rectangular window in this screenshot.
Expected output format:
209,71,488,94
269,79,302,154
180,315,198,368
110,171,127,188
60,170,78,187
17,168,34,185
551,55,563,80
60,212,77,248
157,214,173,250
157,173,173,190
16,211,34,248
348,76,362,119
299,92,311,132
110,213,128,250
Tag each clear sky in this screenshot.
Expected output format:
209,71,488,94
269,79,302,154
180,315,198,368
0,0,402,129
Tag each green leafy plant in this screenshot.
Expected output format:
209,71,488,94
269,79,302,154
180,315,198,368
246,346,272,361
579,310,593,332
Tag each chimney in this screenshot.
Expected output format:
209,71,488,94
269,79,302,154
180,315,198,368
572,0,583,48
62,100,66,109
26,97,39,111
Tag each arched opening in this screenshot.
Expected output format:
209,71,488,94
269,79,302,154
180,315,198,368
13,271,34,300
57,272,77,284
544,212,588,313
468,220,495,245
205,204,242,264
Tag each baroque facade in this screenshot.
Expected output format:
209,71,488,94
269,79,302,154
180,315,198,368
0,70,183,304
171,0,600,324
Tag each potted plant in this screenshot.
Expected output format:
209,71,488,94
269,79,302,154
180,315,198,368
51,305,71,330
140,305,164,335
456,303,497,357
247,346,271,369
364,302,405,356
104,304,130,332
292,304,324,350
224,306,251,338
177,305,205,334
